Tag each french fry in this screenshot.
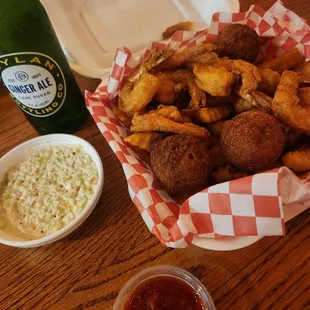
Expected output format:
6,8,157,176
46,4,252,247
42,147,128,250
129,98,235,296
259,48,302,73
124,132,159,152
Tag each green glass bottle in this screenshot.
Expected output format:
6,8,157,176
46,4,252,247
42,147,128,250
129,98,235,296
0,0,88,134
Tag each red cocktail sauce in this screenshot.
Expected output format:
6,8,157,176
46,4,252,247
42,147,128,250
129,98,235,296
123,275,205,310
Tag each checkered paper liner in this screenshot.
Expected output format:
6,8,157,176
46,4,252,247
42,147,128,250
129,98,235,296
85,1,310,248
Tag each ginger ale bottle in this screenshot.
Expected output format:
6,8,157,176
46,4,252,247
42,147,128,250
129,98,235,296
0,0,88,134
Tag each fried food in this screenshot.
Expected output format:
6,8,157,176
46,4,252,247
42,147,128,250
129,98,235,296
206,120,226,137
196,106,232,124
154,78,185,105
181,113,192,123
156,105,183,122
180,109,196,122
272,70,310,134
298,87,310,107
233,93,273,114
206,93,238,107
150,134,211,196
220,58,261,102
118,50,172,116
184,52,220,70
259,48,302,73
258,68,280,96
301,60,310,82
131,111,209,138
118,74,159,116
124,132,159,152
215,24,260,63
193,63,235,97
281,149,310,172
193,57,261,102
155,70,206,110
113,106,132,127
250,91,273,113
162,21,194,39
211,164,248,183
157,42,217,71
233,97,253,113
209,146,227,166
220,111,286,172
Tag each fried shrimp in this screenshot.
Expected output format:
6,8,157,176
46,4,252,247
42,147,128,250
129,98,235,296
272,70,310,134
193,59,261,101
193,63,235,97
233,92,273,114
184,51,220,70
118,50,173,115
131,111,209,138
258,68,280,96
220,58,261,102
196,106,232,124
157,42,217,70
281,149,310,172
154,78,186,105
155,70,206,110
250,91,273,113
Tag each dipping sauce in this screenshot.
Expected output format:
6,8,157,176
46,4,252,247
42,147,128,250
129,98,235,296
124,275,204,310
0,144,98,239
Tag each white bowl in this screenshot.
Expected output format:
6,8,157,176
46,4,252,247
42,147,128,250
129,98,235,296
0,134,104,248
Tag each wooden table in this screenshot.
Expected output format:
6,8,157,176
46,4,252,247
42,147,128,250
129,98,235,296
0,1,309,309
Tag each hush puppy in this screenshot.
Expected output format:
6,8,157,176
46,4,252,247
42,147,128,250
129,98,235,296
150,134,211,197
216,24,260,63
220,111,286,172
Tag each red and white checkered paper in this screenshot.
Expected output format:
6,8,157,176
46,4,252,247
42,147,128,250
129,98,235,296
85,1,310,248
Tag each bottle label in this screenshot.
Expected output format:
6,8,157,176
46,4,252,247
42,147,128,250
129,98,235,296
0,52,66,117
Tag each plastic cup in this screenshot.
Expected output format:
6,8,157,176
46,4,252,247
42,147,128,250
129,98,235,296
113,265,215,309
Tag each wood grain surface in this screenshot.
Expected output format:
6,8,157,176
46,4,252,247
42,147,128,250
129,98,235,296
0,1,309,309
